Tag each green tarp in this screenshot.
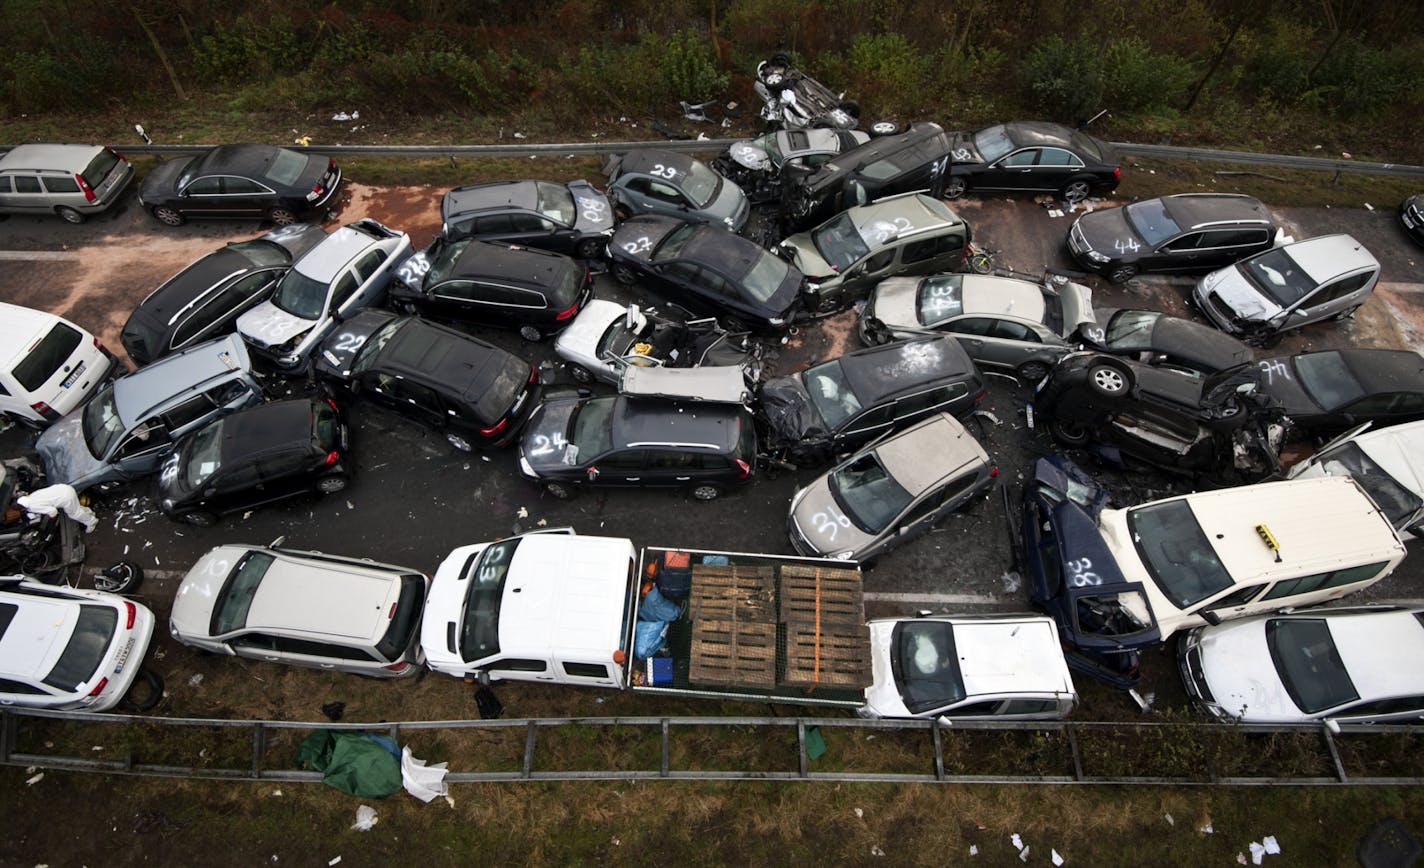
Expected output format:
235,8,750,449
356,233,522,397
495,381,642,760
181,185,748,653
297,730,403,798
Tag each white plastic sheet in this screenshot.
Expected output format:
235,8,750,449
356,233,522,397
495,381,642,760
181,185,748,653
401,746,449,803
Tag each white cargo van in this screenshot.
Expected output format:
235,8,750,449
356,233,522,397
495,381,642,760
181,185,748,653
0,302,119,427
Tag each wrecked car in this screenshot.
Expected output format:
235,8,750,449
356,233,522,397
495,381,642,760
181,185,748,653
554,299,761,387
1079,307,1254,376
1287,419,1424,535
754,53,862,132
943,122,1120,204
604,149,750,233
712,127,870,205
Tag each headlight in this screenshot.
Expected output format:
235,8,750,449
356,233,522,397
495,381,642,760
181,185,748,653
1085,250,1110,264
518,455,536,477
834,551,855,561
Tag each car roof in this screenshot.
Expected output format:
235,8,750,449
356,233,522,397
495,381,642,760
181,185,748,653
835,337,975,405
192,144,291,178
961,276,1048,321
941,616,1073,698
442,240,577,284
681,225,765,276
1327,349,1424,396
0,303,78,364
379,318,522,400
1002,121,1079,149
292,223,378,282
443,180,540,218
245,551,405,642
615,149,697,178
873,413,988,497
136,245,282,325
1161,194,1272,228
814,122,947,177
1273,234,1380,282
212,399,317,463
112,334,251,426
495,535,636,663
611,395,744,453
0,143,106,173
849,194,963,240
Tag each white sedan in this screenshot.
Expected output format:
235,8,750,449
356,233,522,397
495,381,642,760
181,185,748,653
554,299,757,386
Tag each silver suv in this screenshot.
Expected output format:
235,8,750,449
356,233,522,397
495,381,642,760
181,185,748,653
0,144,133,223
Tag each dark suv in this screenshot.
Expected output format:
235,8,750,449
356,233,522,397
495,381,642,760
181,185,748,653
314,310,539,451
759,335,984,464
780,122,952,232
1067,193,1280,284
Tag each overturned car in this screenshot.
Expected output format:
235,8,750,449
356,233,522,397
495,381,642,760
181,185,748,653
555,299,761,387
712,128,870,205
754,53,861,132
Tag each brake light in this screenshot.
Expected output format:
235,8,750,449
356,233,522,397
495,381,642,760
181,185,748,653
88,677,109,697
989,466,999,478
325,397,340,413
481,417,509,437
381,661,411,673
124,601,136,629
527,368,538,385
30,401,58,420
388,602,398,619
973,388,986,404
75,174,96,202
735,459,751,479
307,182,325,202
324,451,340,466
93,337,107,353
1114,167,1122,181
554,300,580,321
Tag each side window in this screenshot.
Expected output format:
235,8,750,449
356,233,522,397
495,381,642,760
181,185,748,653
902,495,940,524
13,177,42,194
114,422,171,459
1321,562,1386,590
843,404,895,435
999,149,1038,168
1037,149,1083,168
482,285,545,308
1162,232,1204,252
1205,583,1264,609
268,635,378,661
1316,272,1374,303
474,214,514,235
486,658,548,673
1340,696,1424,718
222,178,265,195
693,270,736,299
388,377,441,412
1001,698,1060,715
353,249,390,283
992,321,1039,342
1202,228,1268,248
228,633,278,651
939,472,984,506
216,461,262,491
660,261,701,285
897,386,961,419
0,177,13,193
507,213,552,233
433,280,482,302
645,449,700,470
945,318,996,337
208,380,255,406
0,676,47,695
950,700,1004,716
42,176,81,194
902,232,964,264
623,178,651,195
647,181,683,204
257,450,309,480
598,449,648,470
564,662,611,679
163,395,216,430
330,272,360,308
862,248,897,273
185,177,222,195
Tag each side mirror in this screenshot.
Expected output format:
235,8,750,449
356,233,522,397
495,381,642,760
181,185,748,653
1200,610,1222,626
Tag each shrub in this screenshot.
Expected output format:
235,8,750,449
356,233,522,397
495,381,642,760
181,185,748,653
1100,37,1196,114
4,34,118,112
192,16,309,86
1239,19,1313,103
845,32,928,116
659,30,728,104
1022,35,1104,123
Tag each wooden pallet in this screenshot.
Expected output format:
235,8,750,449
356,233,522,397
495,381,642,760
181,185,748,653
777,564,864,626
688,564,776,623
688,620,777,687
781,622,872,689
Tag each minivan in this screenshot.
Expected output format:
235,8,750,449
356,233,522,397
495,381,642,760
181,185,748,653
0,303,120,428
0,144,133,223
35,335,264,491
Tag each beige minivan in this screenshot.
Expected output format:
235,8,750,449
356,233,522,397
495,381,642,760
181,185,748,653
0,143,133,223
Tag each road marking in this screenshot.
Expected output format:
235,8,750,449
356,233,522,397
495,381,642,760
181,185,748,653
863,591,1004,605
0,250,84,261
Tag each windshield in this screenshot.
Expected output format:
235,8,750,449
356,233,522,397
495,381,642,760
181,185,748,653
212,551,275,635
972,125,1014,162
12,322,82,391
459,537,522,662
1267,618,1358,714
802,360,862,429
80,382,124,459
829,454,913,534
1315,443,1423,530
1294,352,1363,411
42,604,117,691
811,213,870,271
681,159,721,208
1103,309,1161,349
175,154,204,190
568,397,617,464
915,275,963,326
1124,199,1182,247
754,132,784,164
181,419,225,490
426,239,473,285
893,621,965,714
741,251,793,302
534,181,576,225
597,314,646,361
1239,248,1315,306
231,238,294,268
265,149,308,187
1127,499,1234,609
351,319,403,375
271,269,330,320
652,222,698,262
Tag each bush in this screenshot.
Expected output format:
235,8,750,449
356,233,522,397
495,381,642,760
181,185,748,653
658,30,727,104
192,16,309,86
1310,38,1421,119
845,32,928,116
1239,20,1313,103
3,33,118,113
1101,37,1195,114
1022,36,1104,123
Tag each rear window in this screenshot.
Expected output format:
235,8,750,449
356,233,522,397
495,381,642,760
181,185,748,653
1267,618,1358,714
265,149,309,187
81,149,121,189
374,575,426,661
42,604,117,691
12,322,84,392
472,358,529,423
313,402,339,451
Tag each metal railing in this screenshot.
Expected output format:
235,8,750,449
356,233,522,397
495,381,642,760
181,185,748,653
5,708,1422,786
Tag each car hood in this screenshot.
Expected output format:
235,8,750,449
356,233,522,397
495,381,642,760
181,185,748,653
169,546,239,640
237,301,317,349
947,131,986,166
420,542,488,674
1195,621,1300,722
1246,359,1318,416
759,376,823,444
554,300,627,373
1197,266,1279,324
1090,308,1255,372
1073,208,1137,254
778,233,836,281
727,139,772,171
138,158,186,198
789,476,877,558
568,180,615,233
610,217,683,267
860,619,912,718
35,415,105,489
314,308,398,382
704,179,750,231
519,399,581,476
864,277,922,331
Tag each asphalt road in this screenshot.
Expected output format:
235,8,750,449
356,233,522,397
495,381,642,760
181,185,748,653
3,177,1424,717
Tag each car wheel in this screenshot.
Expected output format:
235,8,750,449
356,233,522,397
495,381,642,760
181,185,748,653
519,325,543,342
317,475,348,494
612,263,639,286
544,481,576,500
446,433,474,452
575,237,606,260
1061,179,1093,204
1049,419,1091,446
690,483,723,502
1108,264,1138,284
569,364,595,385
180,509,218,528
55,206,85,224
1086,361,1131,396
93,561,144,594
869,120,902,137
152,205,185,227
268,207,299,226
117,668,164,713
815,293,840,315
1333,304,1362,321
944,176,968,200
1017,361,1051,385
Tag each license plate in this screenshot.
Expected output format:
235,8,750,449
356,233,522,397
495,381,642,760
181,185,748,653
1025,404,1036,429
60,360,86,389
112,638,134,674
511,390,528,414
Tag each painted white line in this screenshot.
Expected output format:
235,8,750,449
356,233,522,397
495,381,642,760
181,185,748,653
0,250,83,261
862,592,1004,605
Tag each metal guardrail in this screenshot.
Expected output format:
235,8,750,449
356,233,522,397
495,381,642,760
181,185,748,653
6,709,1423,786
75,139,1424,179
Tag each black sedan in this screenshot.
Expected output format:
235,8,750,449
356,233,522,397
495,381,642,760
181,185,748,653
944,122,1120,204
155,397,350,526
1081,307,1254,375
138,144,341,227
1252,349,1424,434
440,179,615,259
1402,194,1424,246
608,215,809,332
121,223,328,365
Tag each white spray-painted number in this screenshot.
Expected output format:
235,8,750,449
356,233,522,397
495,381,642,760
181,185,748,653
1066,556,1102,587
812,505,853,542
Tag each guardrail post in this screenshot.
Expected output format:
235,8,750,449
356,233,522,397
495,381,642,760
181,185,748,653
1321,724,1349,783
931,720,945,781
252,723,265,778
796,721,808,779
1066,725,1085,782
522,722,538,779
0,711,13,763
660,719,670,778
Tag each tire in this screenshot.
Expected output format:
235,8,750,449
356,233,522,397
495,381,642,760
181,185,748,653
317,475,348,494
1086,361,1131,396
118,668,164,713
93,561,144,594
690,483,723,502
544,481,575,500
1017,361,1051,385
575,237,605,260
55,206,85,224
1049,419,1091,446
519,325,543,342
446,433,474,452
180,509,217,528
869,120,902,137
569,364,595,385
944,176,968,200
769,52,792,68
1107,264,1138,284
612,263,639,286
1060,179,1092,204
152,206,184,227
268,208,298,226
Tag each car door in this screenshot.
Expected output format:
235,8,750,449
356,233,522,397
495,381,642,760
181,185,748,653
197,460,265,515
0,175,46,215
178,175,230,218
640,448,707,488
979,148,1040,191
1031,147,1086,192
1156,231,1210,273
505,211,564,249
1190,582,1266,625
106,418,175,479
248,449,318,507
893,385,966,428
834,404,896,452
361,371,447,430
170,271,280,355
219,176,276,218
838,247,899,300
345,248,392,311
1197,228,1271,270
1288,271,1375,327
427,278,496,322
587,448,651,487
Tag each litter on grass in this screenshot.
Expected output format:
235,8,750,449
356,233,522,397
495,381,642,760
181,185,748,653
351,805,378,831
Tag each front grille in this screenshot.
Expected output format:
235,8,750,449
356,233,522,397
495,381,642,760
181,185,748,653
1182,644,1214,703
1068,224,1086,253
1206,292,1237,326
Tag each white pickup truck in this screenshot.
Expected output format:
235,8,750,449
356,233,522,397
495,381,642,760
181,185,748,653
420,529,1077,720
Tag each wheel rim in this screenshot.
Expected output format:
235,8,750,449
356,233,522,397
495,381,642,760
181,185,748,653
57,207,83,224
613,264,638,285
269,209,297,225
1110,266,1137,284
945,178,967,199
447,433,473,452
318,476,347,494
519,325,542,342
871,121,898,135
154,207,183,226
545,482,572,499
570,365,593,384
1091,367,1125,393
1052,421,1090,445
1020,363,1050,384
692,485,721,501
1063,181,1091,203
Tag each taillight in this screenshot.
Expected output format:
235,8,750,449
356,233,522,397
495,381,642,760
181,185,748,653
1113,167,1122,180
307,183,325,202
388,602,398,619
735,459,751,479
527,368,538,384
554,300,580,321
325,397,339,413
382,661,411,673
324,451,340,466
30,401,58,420
124,601,136,629
481,417,509,437
75,174,96,202
973,388,986,404
88,677,109,697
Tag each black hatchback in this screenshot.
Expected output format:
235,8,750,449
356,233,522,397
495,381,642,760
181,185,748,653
156,397,350,526
389,238,593,340
439,179,615,259
313,309,540,451
138,144,342,227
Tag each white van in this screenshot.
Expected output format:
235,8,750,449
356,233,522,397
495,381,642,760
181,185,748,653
0,302,119,427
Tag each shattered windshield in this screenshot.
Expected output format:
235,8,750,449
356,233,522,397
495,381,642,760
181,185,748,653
1239,248,1315,306
892,621,966,714
972,125,1014,163
915,275,963,326
1103,310,1161,350
811,213,870,271
801,360,862,429
829,454,913,534
1313,443,1423,531
535,181,576,225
